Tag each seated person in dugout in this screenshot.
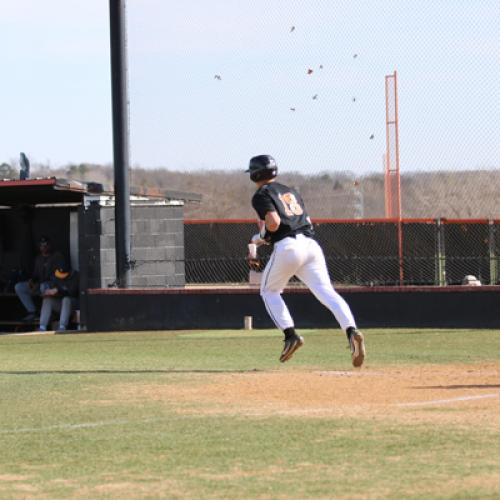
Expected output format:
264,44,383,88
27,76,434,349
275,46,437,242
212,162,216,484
39,263,79,332
14,235,65,322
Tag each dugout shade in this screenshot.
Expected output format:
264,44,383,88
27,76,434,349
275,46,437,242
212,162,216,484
0,178,189,331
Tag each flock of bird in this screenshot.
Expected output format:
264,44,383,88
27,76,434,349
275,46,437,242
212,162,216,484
213,26,374,140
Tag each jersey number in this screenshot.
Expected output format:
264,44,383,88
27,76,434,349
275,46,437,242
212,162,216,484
278,192,304,216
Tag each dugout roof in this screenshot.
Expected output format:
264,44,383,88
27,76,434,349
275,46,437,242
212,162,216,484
0,178,95,207
0,178,201,208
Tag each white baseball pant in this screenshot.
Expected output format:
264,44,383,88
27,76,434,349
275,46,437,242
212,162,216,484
260,234,357,331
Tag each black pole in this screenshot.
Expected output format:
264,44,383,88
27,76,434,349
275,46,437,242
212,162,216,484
109,0,131,288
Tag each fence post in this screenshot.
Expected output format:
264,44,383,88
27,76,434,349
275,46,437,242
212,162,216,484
489,220,498,285
435,219,446,286
398,220,404,286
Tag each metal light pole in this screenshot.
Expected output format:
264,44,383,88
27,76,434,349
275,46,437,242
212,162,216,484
109,0,131,288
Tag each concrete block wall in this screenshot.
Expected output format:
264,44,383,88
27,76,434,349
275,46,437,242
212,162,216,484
78,203,102,291
79,203,185,290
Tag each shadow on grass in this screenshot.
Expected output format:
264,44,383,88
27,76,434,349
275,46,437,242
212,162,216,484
0,368,262,375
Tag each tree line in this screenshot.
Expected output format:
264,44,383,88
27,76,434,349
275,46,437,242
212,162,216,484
2,162,499,219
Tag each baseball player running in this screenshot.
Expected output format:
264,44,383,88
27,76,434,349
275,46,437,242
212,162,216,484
246,154,365,366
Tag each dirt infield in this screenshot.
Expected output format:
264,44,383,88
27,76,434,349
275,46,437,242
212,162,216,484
115,363,500,426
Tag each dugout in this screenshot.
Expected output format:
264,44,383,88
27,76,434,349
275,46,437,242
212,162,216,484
0,177,192,331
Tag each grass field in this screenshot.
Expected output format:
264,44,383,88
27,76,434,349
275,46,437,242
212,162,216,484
0,328,499,499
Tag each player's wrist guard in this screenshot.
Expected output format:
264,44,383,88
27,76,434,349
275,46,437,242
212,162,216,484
259,226,271,243
251,232,269,246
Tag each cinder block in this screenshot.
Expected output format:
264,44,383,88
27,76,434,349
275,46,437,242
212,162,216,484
131,276,148,287
154,234,177,247
157,219,173,234
100,248,116,264
164,247,177,260
100,263,116,279
131,206,150,219
132,234,155,247
167,207,183,220
165,220,183,233
132,262,157,275
174,246,185,261
166,274,185,287
132,220,150,234
102,276,117,288
143,247,167,261
175,232,185,247
100,235,116,249
100,220,116,235
131,248,147,262
162,246,184,261
175,261,185,274
145,275,167,287
149,219,163,234
99,208,115,223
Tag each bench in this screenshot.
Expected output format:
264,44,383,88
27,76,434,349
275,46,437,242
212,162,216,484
0,293,79,333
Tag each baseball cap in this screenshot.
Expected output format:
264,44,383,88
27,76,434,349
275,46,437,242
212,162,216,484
39,235,50,245
54,263,70,279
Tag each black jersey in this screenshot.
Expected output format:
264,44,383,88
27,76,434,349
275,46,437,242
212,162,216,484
251,181,314,244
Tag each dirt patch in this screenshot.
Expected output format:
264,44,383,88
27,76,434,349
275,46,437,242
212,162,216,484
0,475,30,482
111,363,500,426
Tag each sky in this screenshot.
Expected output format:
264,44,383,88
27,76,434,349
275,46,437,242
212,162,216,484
1,0,499,175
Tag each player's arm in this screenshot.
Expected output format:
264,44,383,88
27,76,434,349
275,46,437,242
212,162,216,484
249,190,280,246
264,211,280,233
250,211,280,246
247,210,280,270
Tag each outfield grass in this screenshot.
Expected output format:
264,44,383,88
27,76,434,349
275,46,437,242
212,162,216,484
0,328,499,499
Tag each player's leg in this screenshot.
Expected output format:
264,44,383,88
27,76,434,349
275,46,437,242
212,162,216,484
14,281,37,320
58,297,72,331
295,238,365,366
260,241,304,362
260,242,299,330
39,297,57,331
295,239,356,329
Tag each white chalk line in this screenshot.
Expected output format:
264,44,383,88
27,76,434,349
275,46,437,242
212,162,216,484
0,417,169,435
0,330,55,337
2,394,499,433
396,393,499,407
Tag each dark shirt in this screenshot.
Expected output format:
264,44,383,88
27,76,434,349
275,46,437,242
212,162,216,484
50,271,79,299
32,251,65,283
251,181,314,244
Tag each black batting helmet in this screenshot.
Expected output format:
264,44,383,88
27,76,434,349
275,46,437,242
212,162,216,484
245,155,278,182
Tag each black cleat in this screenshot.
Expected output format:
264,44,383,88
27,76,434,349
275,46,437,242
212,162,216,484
346,327,366,367
279,334,304,363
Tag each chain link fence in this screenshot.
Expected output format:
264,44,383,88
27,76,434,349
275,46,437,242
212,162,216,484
185,219,500,287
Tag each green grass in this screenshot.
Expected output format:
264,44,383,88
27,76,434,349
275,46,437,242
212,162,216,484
0,328,499,499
